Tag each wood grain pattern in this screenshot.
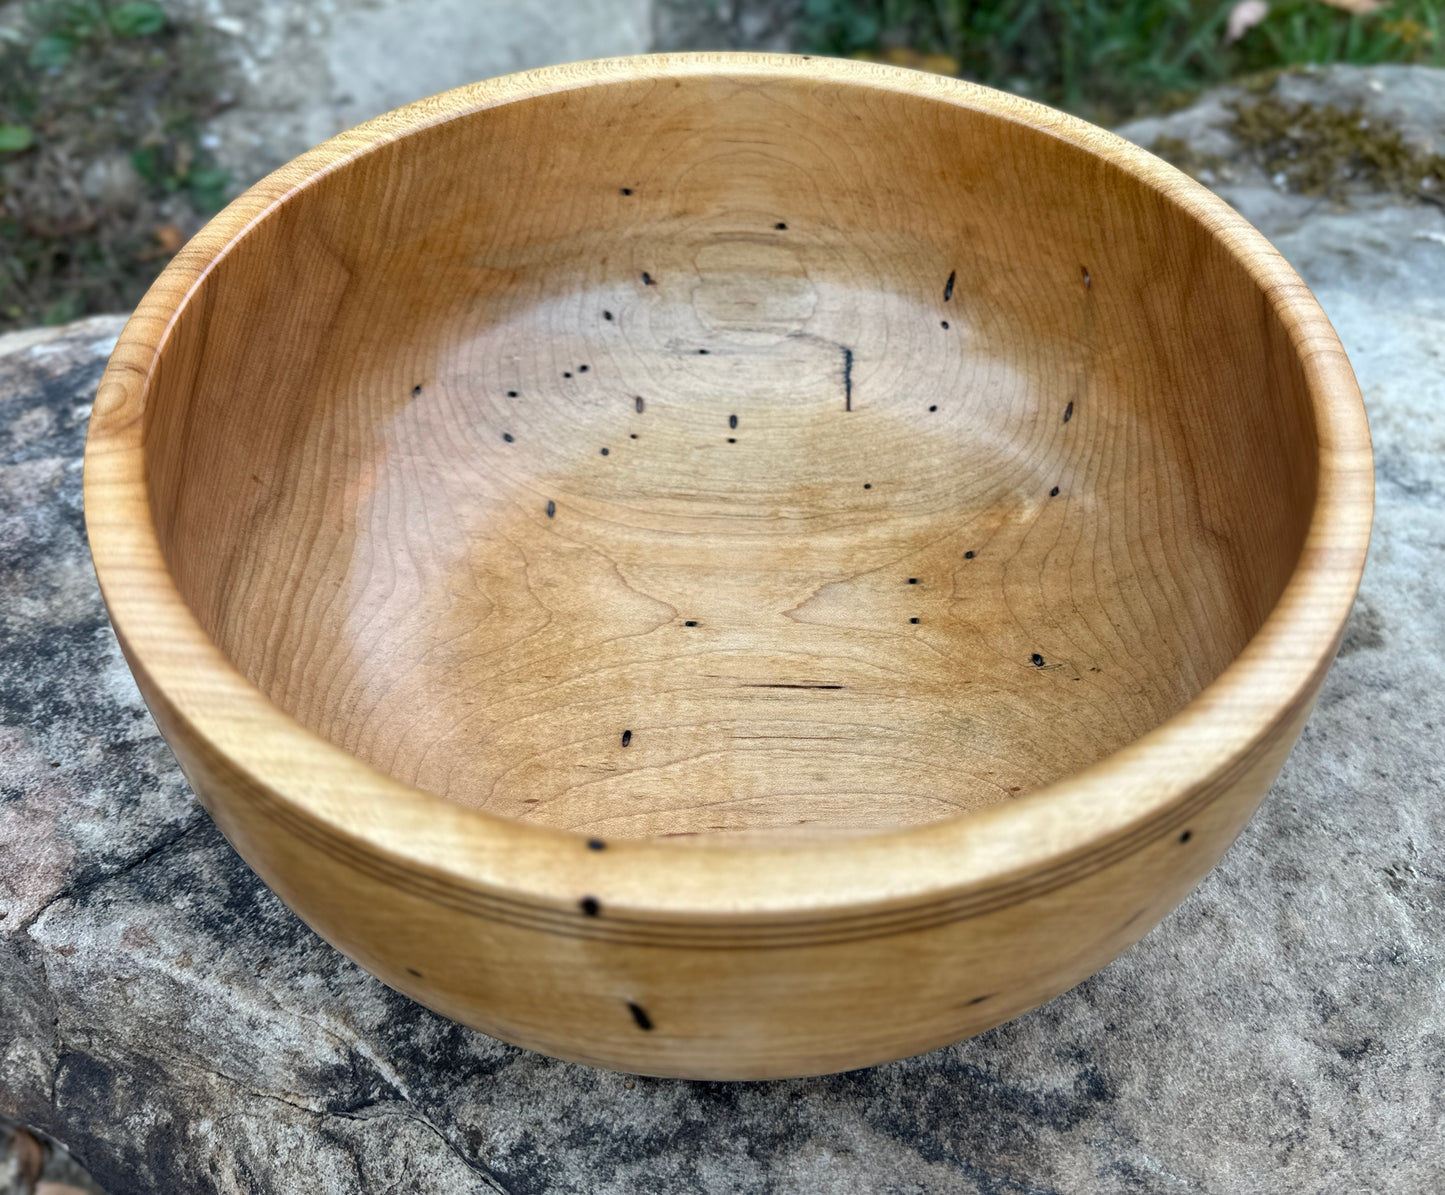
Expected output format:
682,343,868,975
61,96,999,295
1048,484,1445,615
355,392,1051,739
83,54,1372,1078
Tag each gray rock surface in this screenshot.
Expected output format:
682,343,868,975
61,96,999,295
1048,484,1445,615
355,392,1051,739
3,70,1445,1195
652,0,801,54
152,0,653,186
1115,63,1445,230
153,0,801,190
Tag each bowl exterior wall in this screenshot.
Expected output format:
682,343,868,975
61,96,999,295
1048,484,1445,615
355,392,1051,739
121,620,1316,1079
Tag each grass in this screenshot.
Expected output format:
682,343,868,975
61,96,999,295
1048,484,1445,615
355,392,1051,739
801,0,1445,120
0,1,231,331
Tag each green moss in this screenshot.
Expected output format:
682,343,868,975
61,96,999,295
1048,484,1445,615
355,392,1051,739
1149,134,1232,182
1229,96,1445,200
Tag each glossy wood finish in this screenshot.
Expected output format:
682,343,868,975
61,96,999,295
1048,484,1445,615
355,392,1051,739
84,55,1372,1078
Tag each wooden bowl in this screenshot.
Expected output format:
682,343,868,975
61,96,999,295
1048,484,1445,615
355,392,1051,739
84,54,1372,1080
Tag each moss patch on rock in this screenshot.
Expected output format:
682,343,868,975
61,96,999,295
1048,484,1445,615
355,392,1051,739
1230,95,1445,201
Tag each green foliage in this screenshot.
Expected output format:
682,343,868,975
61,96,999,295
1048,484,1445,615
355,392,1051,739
801,0,1445,117
0,124,34,152
0,1,230,329
29,32,76,68
108,2,168,37
21,0,167,68
186,166,230,213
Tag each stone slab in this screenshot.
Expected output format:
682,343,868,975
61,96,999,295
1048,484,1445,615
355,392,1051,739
2,70,1443,1195
164,0,654,185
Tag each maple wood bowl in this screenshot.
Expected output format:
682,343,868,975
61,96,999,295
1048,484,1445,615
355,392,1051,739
84,55,1372,1080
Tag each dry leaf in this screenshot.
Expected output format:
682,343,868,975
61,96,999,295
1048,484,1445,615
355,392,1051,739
11,1127,46,1188
854,47,959,77
154,223,183,254
137,222,185,262
1315,0,1386,14
1225,0,1270,44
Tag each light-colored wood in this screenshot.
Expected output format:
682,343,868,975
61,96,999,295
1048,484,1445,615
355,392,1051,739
83,54,1373,1079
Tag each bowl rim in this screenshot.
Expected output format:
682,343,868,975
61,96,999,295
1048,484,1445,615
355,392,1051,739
83,52,1373,936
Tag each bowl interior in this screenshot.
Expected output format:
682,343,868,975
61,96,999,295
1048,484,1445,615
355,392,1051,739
143,69,1317,841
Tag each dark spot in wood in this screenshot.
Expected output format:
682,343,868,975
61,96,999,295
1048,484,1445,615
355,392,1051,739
744,683,845,690
729,414,738,429
910,617,920,624
684,620,698,627
863,482,871,490
563,371,572,379
697,348,709,355
635,395,645,413
1009,786,1021,792
579,364,589,372
580,897,600,916
411,385,422,397
603,310,614,320
600,447,609,455
587,838,606,851
641,271,655,286
968,993,993,1005
908,578,918,584
964,550,975,559
1031,653,1045,666
776,222,788,229
621,729,632,747
503,432,514,443
842,346,854,411
630,433,638,439
406,967,422,977
628,1002,654,1030
1050,485,1060,497
727,437,736,443
944,270,958,303
928,404,938,412
1179,830,1193,844
1063,400,1074,422
1081,266,1091,289
546,500,556,518
507,390,518,398
620,187,632,195
250,474,261,483
941,320,949,329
